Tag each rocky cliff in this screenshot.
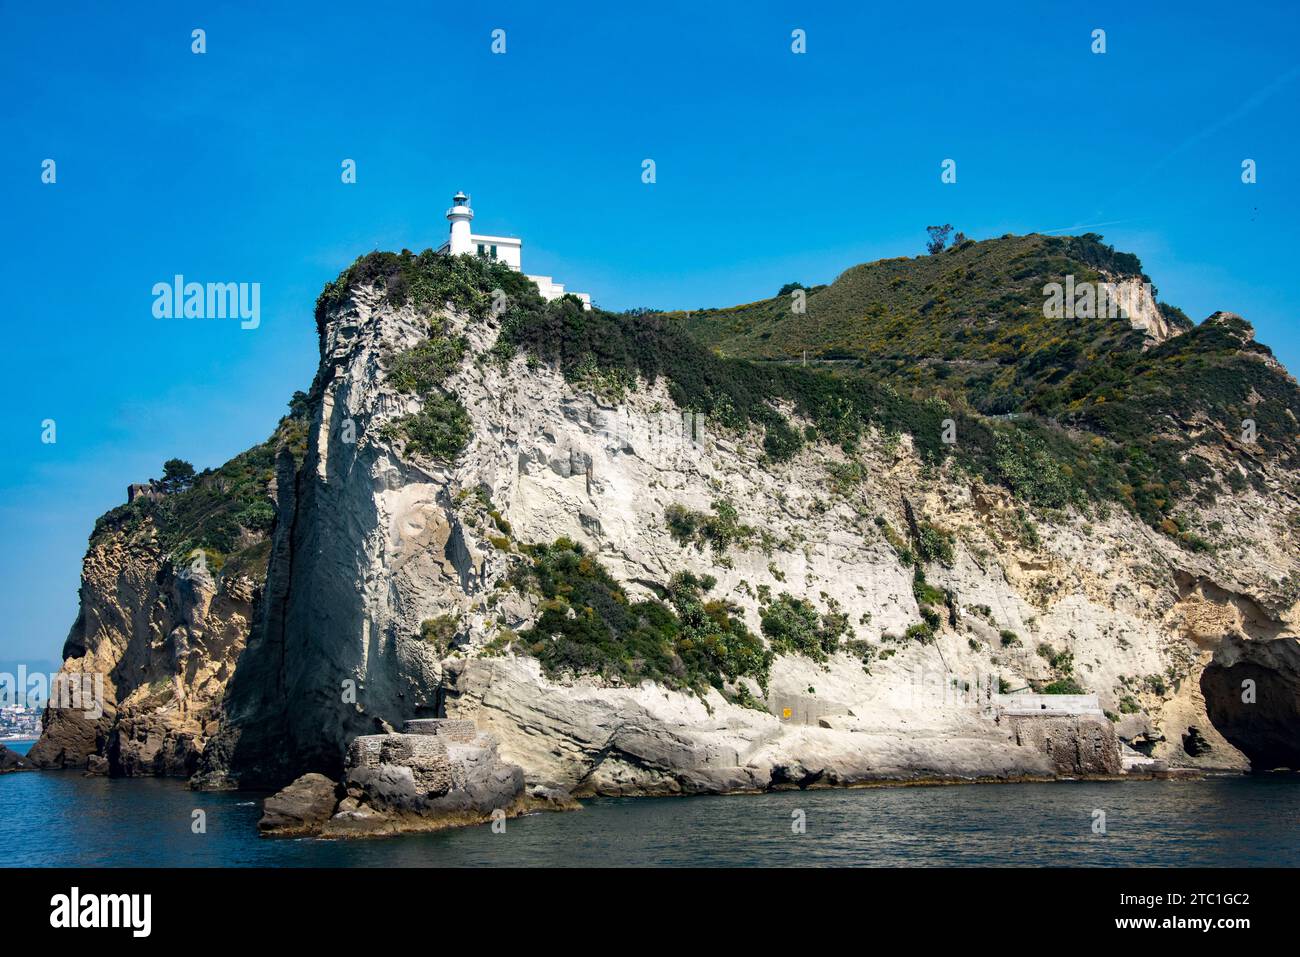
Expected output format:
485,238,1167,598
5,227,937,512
29,420,303,775
35,237,1300,797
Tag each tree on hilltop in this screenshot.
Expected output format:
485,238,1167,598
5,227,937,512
925,224,953,255
159,458,196,494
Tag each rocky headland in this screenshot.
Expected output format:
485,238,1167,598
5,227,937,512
29,234,1300,837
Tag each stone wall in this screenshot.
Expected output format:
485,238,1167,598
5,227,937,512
1008,714,1121,775
403,718,477,743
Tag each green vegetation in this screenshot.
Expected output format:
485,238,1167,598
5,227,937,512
875,516,914,564
495,280,957,466
913,521,955,565
909,565,949,642
1036,642,1074,674
999,629,1021,647
905,622,936,644
375,293,475,463
505,539,771,695
993,430,1079,509
671,233,1153,399
1144,674,1169,696
385,327,467,395
665,499,754,554
758,593,852,663
826,458,866,493
420,615,459,655
315,248,541,339
502,539,865,691
912,567,946,607
1033,641,1083,693
159,458,196,494
568,353,636,402
1042,677,1086,695
381,395,473,463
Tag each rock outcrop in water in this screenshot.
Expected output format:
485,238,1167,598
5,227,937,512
259,719,570,837
0,744,33,773
33,237,1300,801
257,772,341,836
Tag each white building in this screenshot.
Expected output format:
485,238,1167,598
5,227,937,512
436,191,591,309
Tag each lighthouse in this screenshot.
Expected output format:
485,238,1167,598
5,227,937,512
435,190,591,309
446,191,474,256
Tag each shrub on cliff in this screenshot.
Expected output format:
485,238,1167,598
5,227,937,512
508,539,770,696
382,395,472,463
420,615,459,655
385,327,467,395
380,318,475,464
315,249,542,339
759,593,851,662
1042,677,1086,694
913,521,955,566
665,500,754,554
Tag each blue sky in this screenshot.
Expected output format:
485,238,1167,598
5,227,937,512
1,1,1297,661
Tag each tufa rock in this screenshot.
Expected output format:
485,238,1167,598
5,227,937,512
323,726,533,837
0,744,34,773
258,773,342,836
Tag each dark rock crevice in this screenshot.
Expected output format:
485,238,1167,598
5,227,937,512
1200,635,1300,770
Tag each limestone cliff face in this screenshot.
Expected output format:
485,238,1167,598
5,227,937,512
29,521,256,776
200,285,451,786
1105,274,1174,345
191,280,1299,792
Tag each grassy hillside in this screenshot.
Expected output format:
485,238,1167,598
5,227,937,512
672,234,1190,409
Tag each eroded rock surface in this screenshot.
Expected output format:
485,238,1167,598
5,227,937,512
258,772,342,836
259,720,556,838
29,531,257,776
0,744,33,773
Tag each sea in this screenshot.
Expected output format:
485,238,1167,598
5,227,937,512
2,741,1296,867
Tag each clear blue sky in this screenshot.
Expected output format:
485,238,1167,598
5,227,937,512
1,1,1297,661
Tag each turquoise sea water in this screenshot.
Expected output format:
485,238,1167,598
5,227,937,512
2,760,1297,867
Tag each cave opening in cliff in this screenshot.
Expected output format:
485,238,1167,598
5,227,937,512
1200,645,1300,771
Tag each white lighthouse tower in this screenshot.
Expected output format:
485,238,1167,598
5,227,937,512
435,189,591,309
446,190,474,256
